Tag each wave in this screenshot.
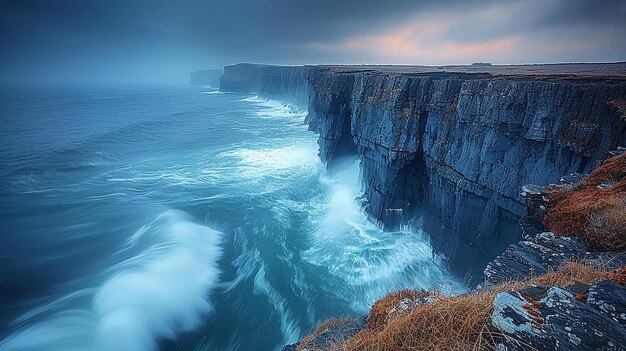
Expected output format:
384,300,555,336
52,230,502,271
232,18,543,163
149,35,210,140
302,159,464,311
0,210,223,351
253,264,301,347
239,95,263,102
240,96,307,119
220,144,320,173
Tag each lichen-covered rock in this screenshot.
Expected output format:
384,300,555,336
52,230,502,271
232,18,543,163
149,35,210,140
388,295,437,318
520,184,551,236
587,280,626,325
483,232,586,285
282,317,366,351
493,285,626,350
483,229,626,286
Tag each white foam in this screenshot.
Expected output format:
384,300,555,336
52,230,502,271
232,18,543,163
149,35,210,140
107,164,220,187
302,159,462,310
253,264,301,346
253,103,306,119
0,210,223,351
239,95,263,102
221,144,320,172
240,96,307,119
220,243,260,294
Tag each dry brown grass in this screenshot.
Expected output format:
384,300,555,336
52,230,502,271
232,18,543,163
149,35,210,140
543,152,626,251
341,291,497,351
529,261,623,287
366,290,425,331
305,262,625,351
297,318,354,351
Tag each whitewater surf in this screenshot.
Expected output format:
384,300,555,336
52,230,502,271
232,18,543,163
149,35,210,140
0,86,460,351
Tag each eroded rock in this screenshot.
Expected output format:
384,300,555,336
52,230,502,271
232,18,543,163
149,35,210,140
493,284,626,350
282,317,366,351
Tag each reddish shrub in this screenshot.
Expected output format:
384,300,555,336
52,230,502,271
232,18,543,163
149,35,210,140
543,152,626,251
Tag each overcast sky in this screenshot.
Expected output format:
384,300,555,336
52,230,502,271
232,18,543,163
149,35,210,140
1,0,625,85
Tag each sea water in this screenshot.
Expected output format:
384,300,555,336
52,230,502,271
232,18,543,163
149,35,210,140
0,85,461,351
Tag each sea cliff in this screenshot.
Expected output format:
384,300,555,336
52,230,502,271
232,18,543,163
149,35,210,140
220,63,626,278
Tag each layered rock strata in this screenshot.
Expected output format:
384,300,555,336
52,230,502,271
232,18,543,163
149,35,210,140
220,63,626,277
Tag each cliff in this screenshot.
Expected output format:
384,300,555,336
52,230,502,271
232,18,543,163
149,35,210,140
220,63,310,107
220,62,626,279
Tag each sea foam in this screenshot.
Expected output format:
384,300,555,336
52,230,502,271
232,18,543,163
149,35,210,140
303,159,461,310
0,210,223,351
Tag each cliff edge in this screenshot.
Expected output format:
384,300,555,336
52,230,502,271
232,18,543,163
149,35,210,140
220,62,626,280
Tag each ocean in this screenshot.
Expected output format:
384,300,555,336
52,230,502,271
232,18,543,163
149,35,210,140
0,85,460,351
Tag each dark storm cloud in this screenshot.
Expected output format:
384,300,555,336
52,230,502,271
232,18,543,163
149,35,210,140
429,0,626,45
0,0,624,85
536,0,626,27
1,0,495,58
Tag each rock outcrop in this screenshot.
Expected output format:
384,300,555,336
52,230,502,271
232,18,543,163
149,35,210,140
220,63,626,280
282,318,366,351
492,280,626,350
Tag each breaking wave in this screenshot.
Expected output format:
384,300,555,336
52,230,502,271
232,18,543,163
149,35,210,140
1,87,461,351
0,210,223,351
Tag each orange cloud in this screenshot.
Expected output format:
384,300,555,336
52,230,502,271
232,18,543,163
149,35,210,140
344,20,518,64
289,2,625,65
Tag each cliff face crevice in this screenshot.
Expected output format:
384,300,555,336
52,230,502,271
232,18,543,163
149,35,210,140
306,71,357,164
220,63,626,279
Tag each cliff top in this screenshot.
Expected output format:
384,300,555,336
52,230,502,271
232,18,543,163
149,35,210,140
224,61,626,84
312,62,626,84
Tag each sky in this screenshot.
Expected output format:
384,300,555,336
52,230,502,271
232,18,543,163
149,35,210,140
1,0,625,85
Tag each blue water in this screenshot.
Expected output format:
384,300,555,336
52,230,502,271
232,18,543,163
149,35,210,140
0,85,461,351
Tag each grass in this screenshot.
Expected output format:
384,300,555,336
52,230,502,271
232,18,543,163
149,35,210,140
296,318,354,351
543,152,626,251
529,261,624,286
293,262,624,351
341,291,497,351
366,290,426,330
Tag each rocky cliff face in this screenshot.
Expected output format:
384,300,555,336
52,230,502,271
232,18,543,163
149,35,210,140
220,63,626,280
220,63,310,107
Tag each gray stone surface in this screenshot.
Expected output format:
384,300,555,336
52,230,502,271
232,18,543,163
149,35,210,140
483,229,626,287
588,280,626,325
493,284,626,350
483,232,587,285
388,295,437,318
281,317,366,351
